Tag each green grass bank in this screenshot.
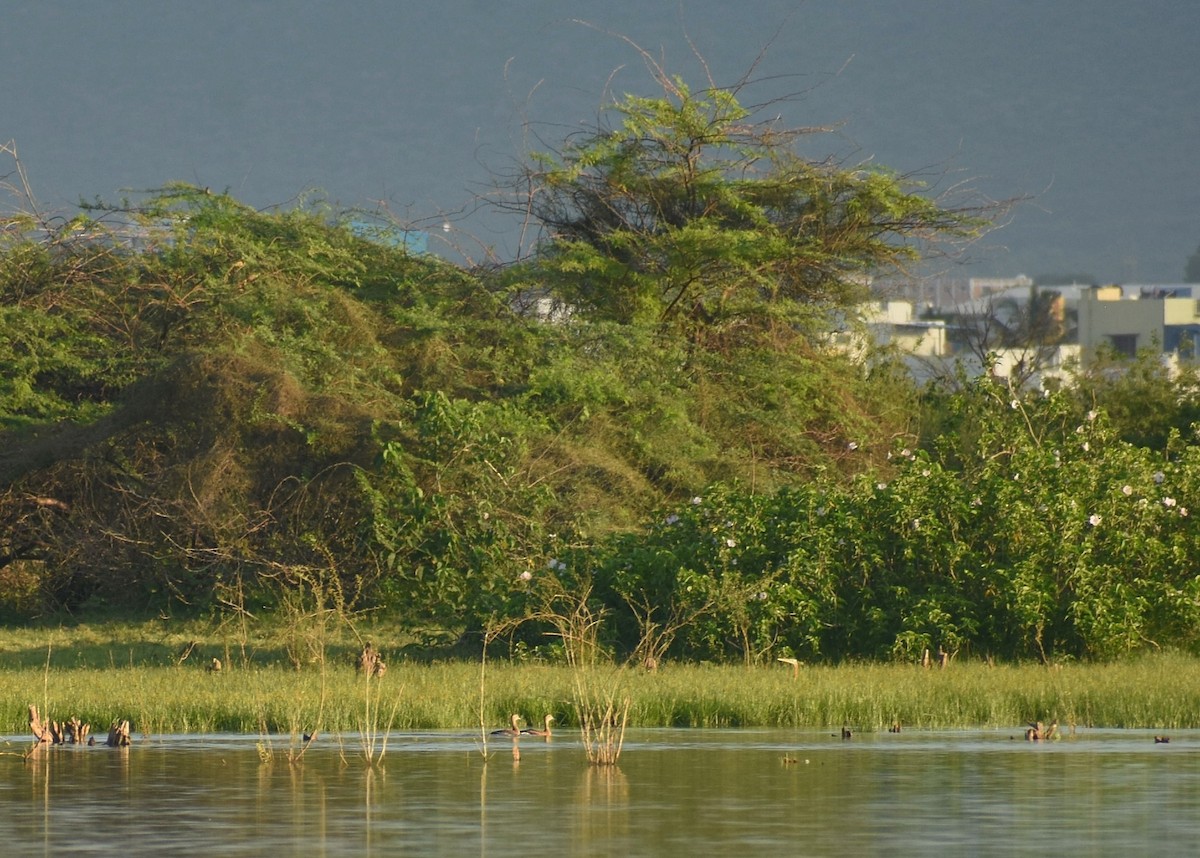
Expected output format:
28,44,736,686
2,622,1198,736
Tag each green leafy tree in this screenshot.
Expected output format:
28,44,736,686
501,61,984,339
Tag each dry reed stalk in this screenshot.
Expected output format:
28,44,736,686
573,675,629,766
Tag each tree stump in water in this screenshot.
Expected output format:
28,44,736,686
1024,720,1058,741
65,716,90,745
28,705,51,743
28,706,93,744
106,720,131,747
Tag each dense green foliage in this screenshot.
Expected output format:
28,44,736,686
574,380,1200,663
0,183,912,628
2,80,1198,664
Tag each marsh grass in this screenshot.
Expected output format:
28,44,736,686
2,624,1199,735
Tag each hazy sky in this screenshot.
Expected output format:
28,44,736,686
4,1,1198,283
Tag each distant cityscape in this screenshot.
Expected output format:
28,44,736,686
854,275,1200,386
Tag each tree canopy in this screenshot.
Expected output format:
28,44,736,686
498,72,983,340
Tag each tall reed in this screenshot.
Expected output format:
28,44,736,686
533,581,632,764
573,671,629,765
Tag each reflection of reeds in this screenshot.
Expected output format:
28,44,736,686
580,763,629,804
575,762,631,846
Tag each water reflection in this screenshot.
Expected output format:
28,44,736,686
2,730,1198,856
574,766,630,853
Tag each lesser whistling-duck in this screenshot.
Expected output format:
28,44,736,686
521,714,554,737
490,713,523,737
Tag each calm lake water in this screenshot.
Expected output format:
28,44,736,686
2,728,1197,856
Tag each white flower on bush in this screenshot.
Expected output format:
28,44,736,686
1122,485,1133,496
1163,497,1177,508
1088,513,1102,526
725,538,737,548
847,441,859,451
876,482,888,491
1154,471,1166,484
1011,399,1020,410
665,513,680,525
1081,441,1089,452
518,570,533,582
691,496,703,505
1181,508,1189,517
1087,409,1098,421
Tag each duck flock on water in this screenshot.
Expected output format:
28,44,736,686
490,714,555,738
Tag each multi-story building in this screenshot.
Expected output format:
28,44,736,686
1078,284,1199,359
854,280,1199,386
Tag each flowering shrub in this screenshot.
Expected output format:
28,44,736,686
586,375,1200,662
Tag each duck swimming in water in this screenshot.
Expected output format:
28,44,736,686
521,714,554,737
490,713,522,737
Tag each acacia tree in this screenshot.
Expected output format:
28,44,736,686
499,58,986,339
